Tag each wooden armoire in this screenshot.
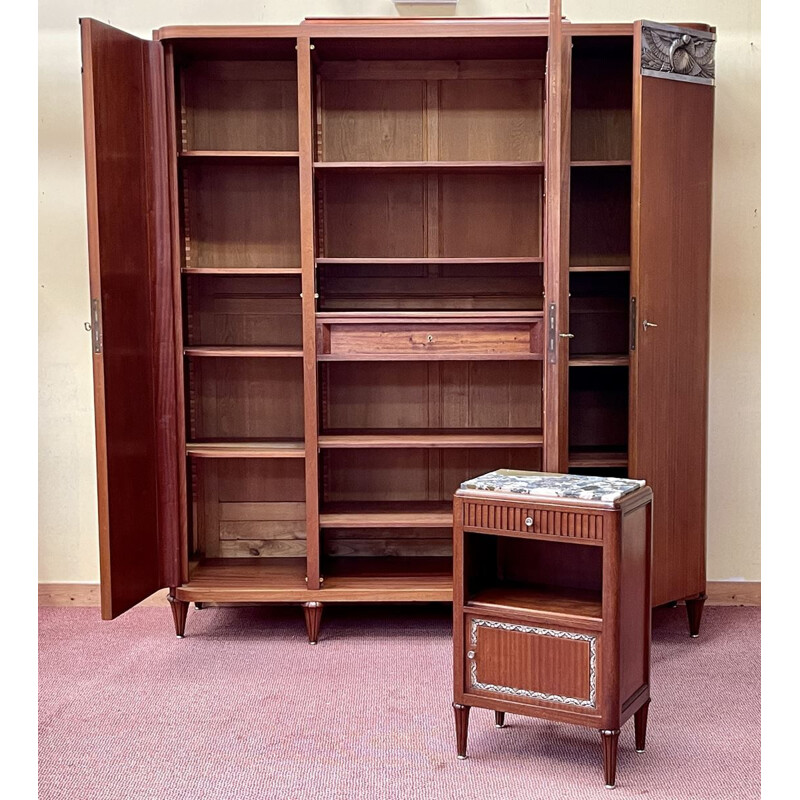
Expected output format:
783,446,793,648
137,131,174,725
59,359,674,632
80,5,715,642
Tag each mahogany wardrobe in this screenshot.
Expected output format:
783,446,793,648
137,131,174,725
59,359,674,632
80,7,715,642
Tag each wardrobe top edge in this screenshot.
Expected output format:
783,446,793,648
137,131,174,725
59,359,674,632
151,20,716,42
152,21,640,42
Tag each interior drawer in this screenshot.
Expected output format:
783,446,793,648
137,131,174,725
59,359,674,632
464,613,600,712
317,315,543,360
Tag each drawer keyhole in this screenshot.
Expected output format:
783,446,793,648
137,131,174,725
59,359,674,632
525,517,533,527
426,334,434,343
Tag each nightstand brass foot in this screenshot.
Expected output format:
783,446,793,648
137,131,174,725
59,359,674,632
453,703,470,759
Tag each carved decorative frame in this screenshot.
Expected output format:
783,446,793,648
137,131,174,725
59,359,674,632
467,618,597,709
641,21,716,86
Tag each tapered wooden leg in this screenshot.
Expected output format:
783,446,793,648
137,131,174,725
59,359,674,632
634,700,650,753
453,703,471,759
600,730,620,789
303,602,323,644
494,711,506,728
167,593,188,638
686,593,707,638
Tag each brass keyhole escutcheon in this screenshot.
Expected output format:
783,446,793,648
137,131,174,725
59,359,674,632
525,517,533,527
427,334,434,343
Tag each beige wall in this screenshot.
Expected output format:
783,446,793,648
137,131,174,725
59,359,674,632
38,1,760,582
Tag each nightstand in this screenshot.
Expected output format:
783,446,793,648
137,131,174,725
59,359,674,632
452,470,653,789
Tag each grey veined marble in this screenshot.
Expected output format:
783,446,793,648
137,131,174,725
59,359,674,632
461,469,645,503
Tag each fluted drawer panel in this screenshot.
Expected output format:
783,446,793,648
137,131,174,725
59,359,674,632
462,501,603,541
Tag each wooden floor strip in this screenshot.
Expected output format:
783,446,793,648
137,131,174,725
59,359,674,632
39,581,761,607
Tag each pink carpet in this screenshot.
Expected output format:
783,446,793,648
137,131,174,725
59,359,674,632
39,605,760,799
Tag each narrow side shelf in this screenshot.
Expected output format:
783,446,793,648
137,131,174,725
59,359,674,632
182,267,303,275
570,160,631,168
180,150,300,164
569,355,630,367
569,264,630,273
186,441,306,458
568,448,629,469
184,346,304,358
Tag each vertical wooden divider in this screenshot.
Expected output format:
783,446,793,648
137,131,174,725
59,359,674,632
297,36,321,588
163,43,189,586
543,0,571,473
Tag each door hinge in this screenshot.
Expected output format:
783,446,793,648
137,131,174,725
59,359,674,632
91,298,102,354
630,297,637,351
547,302,557,364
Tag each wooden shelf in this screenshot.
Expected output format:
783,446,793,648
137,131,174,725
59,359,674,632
316,257,543,266
569,354,630,367
315,161,544,173
175,557,452,603
184,345,304,358
320,501,453,529
571,160,631,168
182,267,302,275
467,584,603,625
569,264,630,273
568,449,628,468
324,557,452,601
186,441,305,458
318,430,544,449
315,310,543,321
180,150,300,164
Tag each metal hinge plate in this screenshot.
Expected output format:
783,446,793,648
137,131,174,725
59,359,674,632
547,303,557,364
91,298,102,354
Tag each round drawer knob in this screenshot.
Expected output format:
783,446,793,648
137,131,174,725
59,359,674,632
467,650,475,660
525,517,533,527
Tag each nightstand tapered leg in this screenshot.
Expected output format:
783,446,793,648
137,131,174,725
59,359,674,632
453,703,471,759
303,602,323,644
686,593,707,637
494,711,506,728
600,730,620,789
167,593,188,638
634,700,650,752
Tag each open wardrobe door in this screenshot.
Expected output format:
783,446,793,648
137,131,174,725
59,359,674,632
80,19,180,618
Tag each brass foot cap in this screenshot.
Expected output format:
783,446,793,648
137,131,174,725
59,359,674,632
495,723,505,728
176,634,184,639
605,785,616,790
690,634,700,638
636,749,645,754
457,755,467,760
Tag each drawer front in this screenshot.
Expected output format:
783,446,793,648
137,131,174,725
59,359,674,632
462,500,604,542
464,615,599,711
318,321,543,360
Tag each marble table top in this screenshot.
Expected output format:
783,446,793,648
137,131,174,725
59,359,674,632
460,469,646,503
